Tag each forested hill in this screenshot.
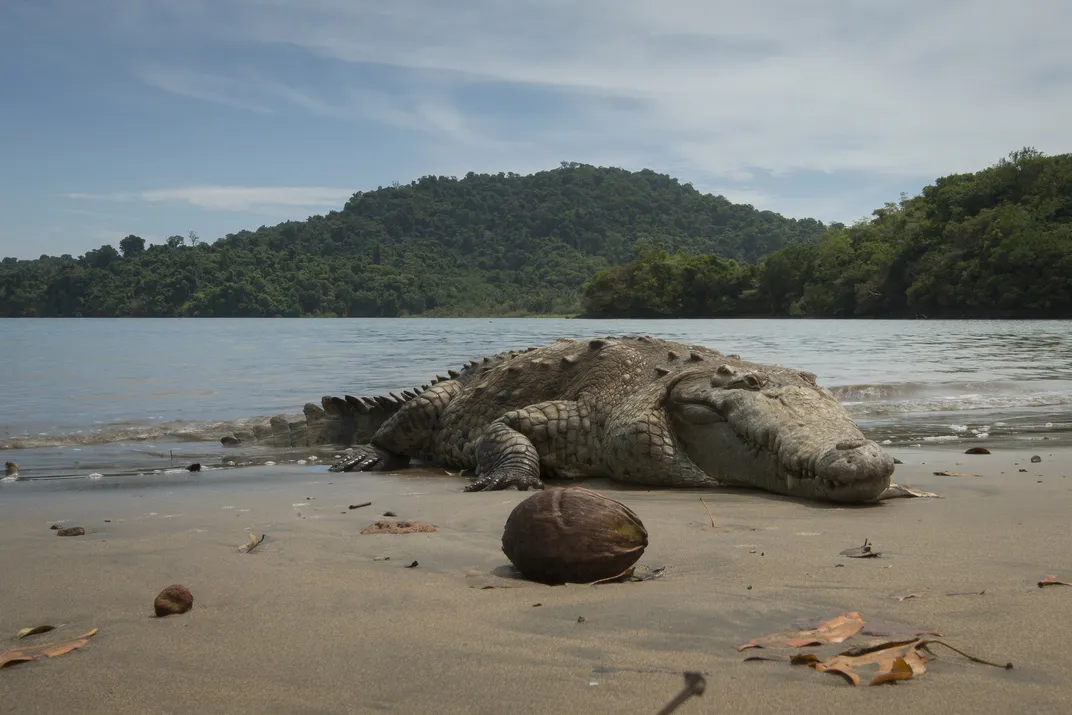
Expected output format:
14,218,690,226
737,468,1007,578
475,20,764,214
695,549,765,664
0,163,825,317
581,148,1072,319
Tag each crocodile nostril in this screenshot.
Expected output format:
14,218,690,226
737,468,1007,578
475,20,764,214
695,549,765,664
836,439,867,451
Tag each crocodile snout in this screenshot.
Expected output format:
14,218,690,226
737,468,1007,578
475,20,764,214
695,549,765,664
814,440,894,501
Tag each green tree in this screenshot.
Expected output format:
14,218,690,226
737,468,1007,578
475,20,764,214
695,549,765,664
119,234,146,257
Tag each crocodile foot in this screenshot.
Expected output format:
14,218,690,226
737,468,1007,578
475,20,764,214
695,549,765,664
463,468,545,492
328,445,409,473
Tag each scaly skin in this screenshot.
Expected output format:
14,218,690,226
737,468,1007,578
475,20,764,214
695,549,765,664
239,336,923,504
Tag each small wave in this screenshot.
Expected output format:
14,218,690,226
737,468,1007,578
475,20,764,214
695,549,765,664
840,388,1072,416
0,414,303,451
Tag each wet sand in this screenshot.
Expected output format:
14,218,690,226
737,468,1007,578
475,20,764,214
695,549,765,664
1,447,1071,714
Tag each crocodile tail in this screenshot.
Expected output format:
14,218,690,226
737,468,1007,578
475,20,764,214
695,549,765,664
303,388,424,446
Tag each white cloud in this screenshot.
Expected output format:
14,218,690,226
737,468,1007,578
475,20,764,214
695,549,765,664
115,0,1070,188
136,65,275,114
28,0,1070,225
64,186,356,212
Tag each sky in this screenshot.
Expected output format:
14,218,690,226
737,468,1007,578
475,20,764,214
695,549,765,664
2,0,1070,259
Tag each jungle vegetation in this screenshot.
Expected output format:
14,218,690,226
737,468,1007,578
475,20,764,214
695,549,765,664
581,149,1072,318
0,163,823,317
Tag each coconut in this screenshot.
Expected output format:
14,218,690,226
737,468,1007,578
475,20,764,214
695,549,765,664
154,584,194,617
501,487,648,584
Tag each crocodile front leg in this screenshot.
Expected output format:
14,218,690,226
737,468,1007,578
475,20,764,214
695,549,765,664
465,400,592,492
330,381,462,473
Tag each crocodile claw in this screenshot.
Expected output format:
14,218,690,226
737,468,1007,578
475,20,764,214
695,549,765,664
328,445,405,473
463,469,545,492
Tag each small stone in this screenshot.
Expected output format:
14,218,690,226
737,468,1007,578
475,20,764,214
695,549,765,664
56,527,85,537
1030,455,1042,463
4,461,19,477
382,511,398,517
154,584,194,617
186,463,202,472
964,447,991,455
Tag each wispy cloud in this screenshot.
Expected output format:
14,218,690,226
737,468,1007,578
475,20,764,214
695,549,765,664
64,186,356,212
10,0,1072,241
136,66,275,114
113,0,1071,189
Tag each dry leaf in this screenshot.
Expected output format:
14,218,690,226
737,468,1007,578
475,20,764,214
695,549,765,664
0,628,99,670
15,625,56,640
743,652,824,665
737,612,864,651
814,639,929,686
862,622,942,639
1038,575,1072,588
238,533,265,553
933,471,980,477
839,539,880,558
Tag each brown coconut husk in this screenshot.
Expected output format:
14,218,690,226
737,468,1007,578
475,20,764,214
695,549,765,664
501,487,648,585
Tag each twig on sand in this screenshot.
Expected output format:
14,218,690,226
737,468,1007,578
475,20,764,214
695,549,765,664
656,672,706,715
699,499,715,528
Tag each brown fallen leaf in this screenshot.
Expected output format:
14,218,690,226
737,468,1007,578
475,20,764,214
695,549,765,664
238,533,265,553
933,471,981,477
737,612,865,651
15,625,56,640
0,628,99,670
1038,575,1072,588
839,539,880,558
743,652,823,665
360,519,437,535
814,639,929,686
862,622,942,639
811,638,1010,686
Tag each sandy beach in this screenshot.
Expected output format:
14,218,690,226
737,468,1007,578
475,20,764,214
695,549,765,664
2,446,1071,714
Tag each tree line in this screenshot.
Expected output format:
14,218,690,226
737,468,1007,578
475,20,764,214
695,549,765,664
0,163,823,317
581,149,1072,318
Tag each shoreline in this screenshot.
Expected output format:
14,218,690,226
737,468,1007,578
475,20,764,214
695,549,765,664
2,445,1071,713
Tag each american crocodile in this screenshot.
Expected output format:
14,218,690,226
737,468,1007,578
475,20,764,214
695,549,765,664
220,336,923,503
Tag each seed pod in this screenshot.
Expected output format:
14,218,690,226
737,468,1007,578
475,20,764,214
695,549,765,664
501,487,648,585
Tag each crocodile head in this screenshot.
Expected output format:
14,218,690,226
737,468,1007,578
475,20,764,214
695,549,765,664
666,363,893,503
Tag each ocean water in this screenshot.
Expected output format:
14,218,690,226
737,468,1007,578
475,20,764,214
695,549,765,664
1,318,1070,482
